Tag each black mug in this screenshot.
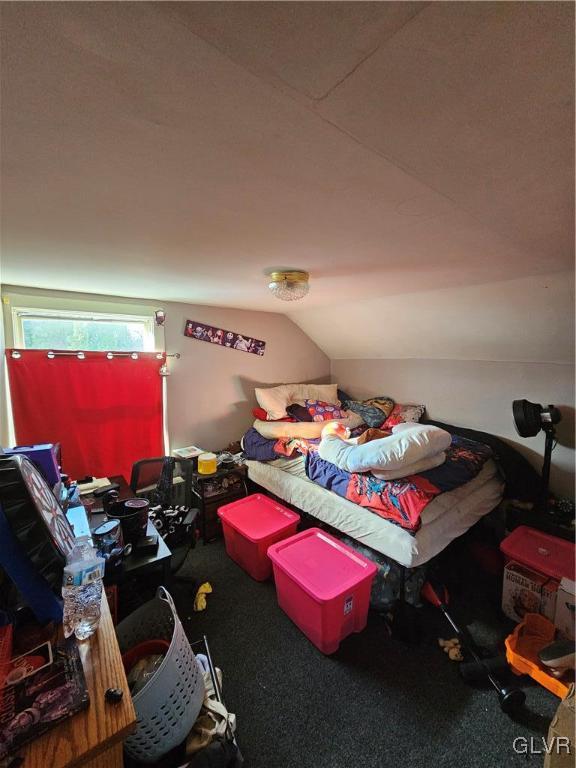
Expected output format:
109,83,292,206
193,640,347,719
107,498,149,545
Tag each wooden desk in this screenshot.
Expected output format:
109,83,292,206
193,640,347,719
18,594,136,768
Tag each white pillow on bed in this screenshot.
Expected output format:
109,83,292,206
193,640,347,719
255,383,339,420
318,423,452,473
371,451,446,481
253,411,363,440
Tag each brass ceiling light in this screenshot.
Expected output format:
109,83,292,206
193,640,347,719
268,270,310,301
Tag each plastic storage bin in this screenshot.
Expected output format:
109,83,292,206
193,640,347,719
500,526,575,581
218,493,300,581
115,587,205,764
268,528,377,654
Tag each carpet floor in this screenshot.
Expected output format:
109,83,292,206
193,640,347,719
169,539,560,768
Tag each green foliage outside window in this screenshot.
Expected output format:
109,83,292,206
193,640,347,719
22,318,148,351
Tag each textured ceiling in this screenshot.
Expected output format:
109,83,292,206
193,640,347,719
0,2,574,343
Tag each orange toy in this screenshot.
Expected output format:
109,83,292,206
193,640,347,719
505,613,572,699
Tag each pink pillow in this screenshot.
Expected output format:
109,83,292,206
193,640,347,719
304,399,347,422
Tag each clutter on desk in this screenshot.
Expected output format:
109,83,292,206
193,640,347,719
0,634,88,760
2,444,60,488
107,497,150,546
77,477,111,495
62,536,105,640
197,452,218,475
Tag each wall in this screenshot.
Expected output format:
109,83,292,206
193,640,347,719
332,358,575,498
290,272,574,364
2,286,330,453
163,302,329,452
0,279,9,446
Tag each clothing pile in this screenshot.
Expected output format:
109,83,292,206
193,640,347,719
242,389,495,535
179,657,241,768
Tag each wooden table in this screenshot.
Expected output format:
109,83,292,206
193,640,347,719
18,593,136,768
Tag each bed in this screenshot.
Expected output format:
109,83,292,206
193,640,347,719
246,454,504,569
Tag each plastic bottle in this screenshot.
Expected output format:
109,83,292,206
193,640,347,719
62,536,105,640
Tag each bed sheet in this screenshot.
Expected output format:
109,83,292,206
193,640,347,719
246,457,503,568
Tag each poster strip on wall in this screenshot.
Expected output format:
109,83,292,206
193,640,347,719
184,320,266,356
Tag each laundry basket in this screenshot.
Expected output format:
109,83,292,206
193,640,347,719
115,586,205,763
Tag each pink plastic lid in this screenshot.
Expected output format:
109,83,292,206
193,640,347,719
268,528,377,601
217,494,299,543
500,526,575,582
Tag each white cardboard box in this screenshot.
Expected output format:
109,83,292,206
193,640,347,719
541,578,560,623
502,561,547,623
554,578,575,640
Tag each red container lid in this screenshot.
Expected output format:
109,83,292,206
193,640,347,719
268,528,377,601
217,494,299,543
500,526,575,582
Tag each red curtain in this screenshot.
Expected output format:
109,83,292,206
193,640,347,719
6,350,164,483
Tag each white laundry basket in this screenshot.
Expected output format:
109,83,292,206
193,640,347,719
116,586,205,763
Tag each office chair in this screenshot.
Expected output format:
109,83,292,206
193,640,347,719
130,457,198,575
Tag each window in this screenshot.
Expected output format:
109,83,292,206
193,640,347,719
13,308,155,352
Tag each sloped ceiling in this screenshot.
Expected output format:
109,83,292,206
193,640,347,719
1,2,574,360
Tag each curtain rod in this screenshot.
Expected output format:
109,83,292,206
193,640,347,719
10,350,180,360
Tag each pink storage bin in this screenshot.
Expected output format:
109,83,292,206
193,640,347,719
500,526,574,581
218,494,300,581
267,528,377,654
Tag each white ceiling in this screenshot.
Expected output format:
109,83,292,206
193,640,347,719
0,2,574,354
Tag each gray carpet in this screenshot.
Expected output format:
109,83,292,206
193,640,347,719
173,541,558,768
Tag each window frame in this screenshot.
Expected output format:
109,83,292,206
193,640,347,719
12,306,156,352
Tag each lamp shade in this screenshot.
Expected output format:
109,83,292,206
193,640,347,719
268,271,309,301
512,399,561,438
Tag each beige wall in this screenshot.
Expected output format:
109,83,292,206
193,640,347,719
163,302,330,452
291,272,574,364
332,358,575,498
2,286,330,453
0,280,9,446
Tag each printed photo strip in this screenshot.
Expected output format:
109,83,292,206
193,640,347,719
184,321,265,356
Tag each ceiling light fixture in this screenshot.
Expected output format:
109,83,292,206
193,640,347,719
268,271,310,301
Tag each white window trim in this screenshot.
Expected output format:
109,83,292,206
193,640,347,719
12,307,156,351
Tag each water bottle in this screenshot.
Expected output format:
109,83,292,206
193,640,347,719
62,536,105,640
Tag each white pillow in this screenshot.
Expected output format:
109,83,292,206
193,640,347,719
255,383,339,420
318,424,452,473
371,452,446,480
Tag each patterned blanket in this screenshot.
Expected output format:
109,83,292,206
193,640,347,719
305,435,493,534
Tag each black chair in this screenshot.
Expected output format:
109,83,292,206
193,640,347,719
130,457,198,575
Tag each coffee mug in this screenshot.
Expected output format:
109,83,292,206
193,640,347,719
107,498,149,545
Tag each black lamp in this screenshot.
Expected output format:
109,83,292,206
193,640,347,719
512,399,561,512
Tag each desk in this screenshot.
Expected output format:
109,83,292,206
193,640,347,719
78,475,172,583
18,593,136,767
89,514,172,584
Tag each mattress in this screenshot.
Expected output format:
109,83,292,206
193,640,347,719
246,457,504,568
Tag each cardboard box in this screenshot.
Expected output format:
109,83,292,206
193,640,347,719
554,578,575,641
541,579,560,623
544,684,574,768
502,561,547,623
